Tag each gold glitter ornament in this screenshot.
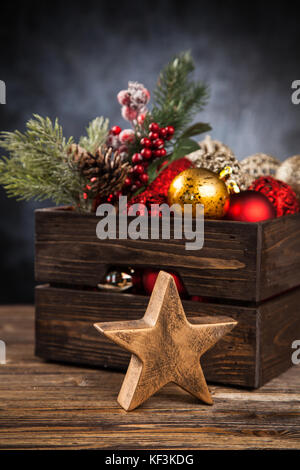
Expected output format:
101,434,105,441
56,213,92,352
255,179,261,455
276,155,300,201
168,168,230,219
186,135,251,191
240,153,281,185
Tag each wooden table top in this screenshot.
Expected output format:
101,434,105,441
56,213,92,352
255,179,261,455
0,305,299,450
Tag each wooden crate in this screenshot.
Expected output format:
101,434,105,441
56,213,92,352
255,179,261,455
35,208,300,387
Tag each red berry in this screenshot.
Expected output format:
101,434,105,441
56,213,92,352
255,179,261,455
140,137,152,148
160,148,167,157
131,184,137,192
90,177,97,183
149,131,159,140
149,122,160,132
133,164,144,174
124,177,132,186
83,192,88,200
153,138,164,149
111,125,122,135
141,148,152,159
140,173,149,184
132,153,143,164
153,149,162,158
159,128,168,138
166,125,175,135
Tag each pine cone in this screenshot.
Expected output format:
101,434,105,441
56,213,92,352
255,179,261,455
69,144,130,198
186,135,251,191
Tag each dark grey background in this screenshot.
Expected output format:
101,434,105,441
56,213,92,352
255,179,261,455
0,0,300,303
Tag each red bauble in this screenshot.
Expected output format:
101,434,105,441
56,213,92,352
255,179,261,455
143,269,186,296
226,191,276,222
249,176,300,217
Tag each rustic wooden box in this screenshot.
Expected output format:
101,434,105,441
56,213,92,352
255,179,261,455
35,208,300,388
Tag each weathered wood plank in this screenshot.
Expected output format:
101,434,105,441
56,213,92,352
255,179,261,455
1,305,300,449
35,285,257,387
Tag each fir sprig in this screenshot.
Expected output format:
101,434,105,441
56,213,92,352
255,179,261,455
150,51,210,139
79,116,109,154
0,114,109,211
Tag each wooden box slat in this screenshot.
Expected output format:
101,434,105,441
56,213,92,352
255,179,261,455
35,285,300,388
35,208,300,302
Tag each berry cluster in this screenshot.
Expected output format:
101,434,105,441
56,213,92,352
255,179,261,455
124,122,175,193
106,125,135,159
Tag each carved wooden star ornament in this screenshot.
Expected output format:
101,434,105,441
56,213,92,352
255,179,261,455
94,271,237,411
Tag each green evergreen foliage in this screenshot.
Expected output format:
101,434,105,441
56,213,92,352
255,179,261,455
149,51,210,139
0,115,109,211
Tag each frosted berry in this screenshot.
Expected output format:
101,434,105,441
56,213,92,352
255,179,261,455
132,153,143,164
153,138,164,149
149,122,160,132
159,128,168,138
119,128,135,144
149,131,159,140
140,137,152,148
133,164,144,174
141,148,152,159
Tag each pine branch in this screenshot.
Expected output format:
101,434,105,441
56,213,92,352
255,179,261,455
0,115,87,209
79,116,109,154
149,51,209,138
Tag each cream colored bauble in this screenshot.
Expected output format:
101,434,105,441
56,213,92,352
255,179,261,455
276,155,300,200
240,153,281,185
186,135,251,190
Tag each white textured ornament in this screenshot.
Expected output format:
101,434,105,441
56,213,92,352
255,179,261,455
276,155,300,200
186,135,251,190
240,153,281,185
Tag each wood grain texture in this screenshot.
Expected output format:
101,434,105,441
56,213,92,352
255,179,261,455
35,285,257,387
35,285,300,388
35,208,300,302
259,213,300,300
1,305,300,450
35,208,260,301
95,271,237,410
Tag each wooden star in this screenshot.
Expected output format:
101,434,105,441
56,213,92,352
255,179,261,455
94,271,237,411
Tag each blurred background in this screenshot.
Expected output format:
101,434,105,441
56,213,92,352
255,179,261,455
0,0,300,303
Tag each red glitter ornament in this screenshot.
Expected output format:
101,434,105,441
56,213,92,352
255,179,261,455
249,176,300,217
226,191,276,222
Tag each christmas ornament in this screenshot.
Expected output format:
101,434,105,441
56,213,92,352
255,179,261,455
128,157,193,213
186,135,251,191
240,153,281,185
276,155,300,201
94,271,237,410
98,268,142,293
142,269,186,296
98,270,134,292
168,168,230,219
70,145,130,202
226,190,276,222
249,176,300,217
